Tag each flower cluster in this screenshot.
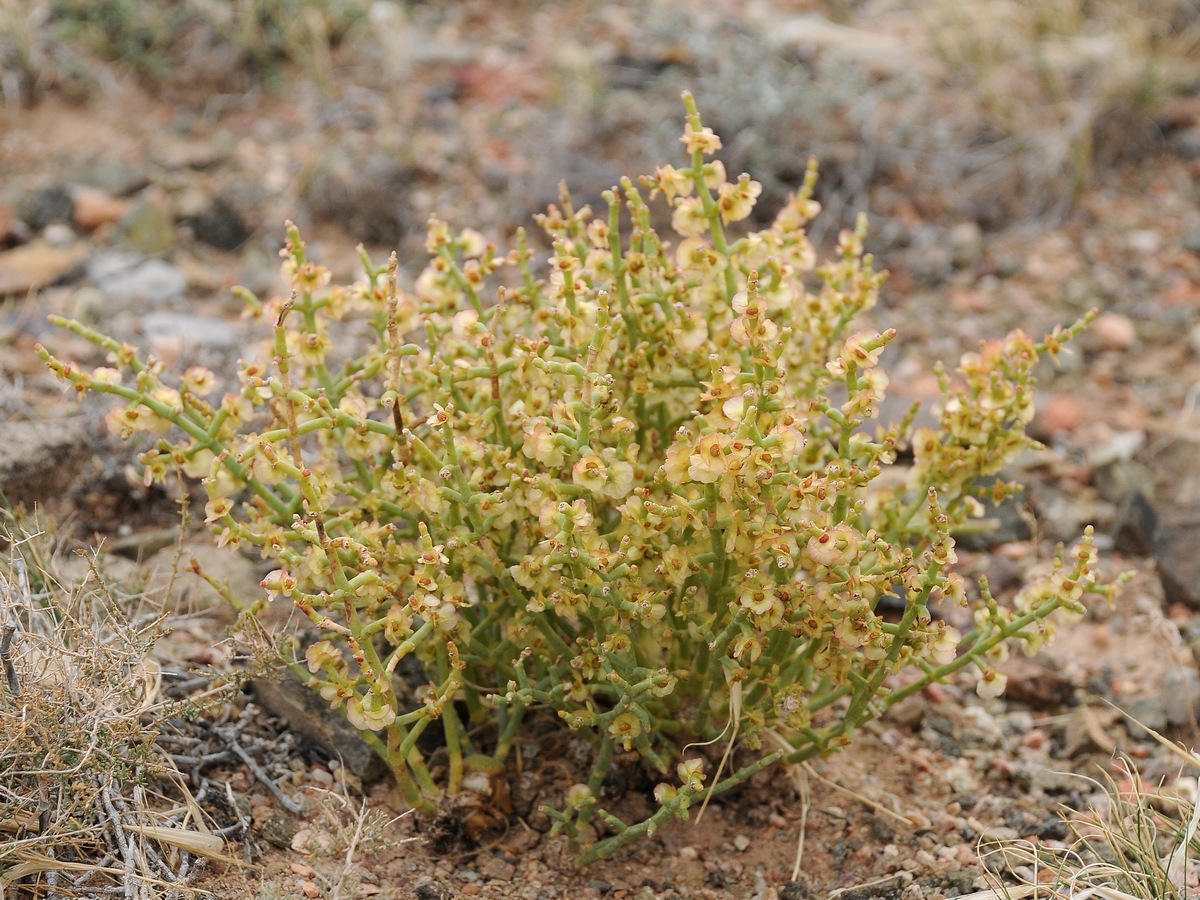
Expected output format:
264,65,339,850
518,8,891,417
37,93,1113,863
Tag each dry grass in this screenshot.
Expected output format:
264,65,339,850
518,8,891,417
967,716,1200,900
921,0,1200,216
0,511,233,900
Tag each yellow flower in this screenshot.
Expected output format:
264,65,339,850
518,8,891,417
260,569,297,602
296,330,332,365
975,668,1007,699
601,456,634,499
769,424,803,459
572,454,609,494
182,366,216,395
677,758,706,792
925,622,961,666
522,422,565,467
717,175,762,224
292,261,332,294
343,427,387,461
806,524,860,569
608,711,642,750
672,197,709,237
701,159,726,190
842,331,885,369
688,433,729,484
737,582,778,616
384,605,412,644
346,687,397,732
731,635,762,662
680,125,722,156
204,497,234,524
305,640,342,674
459,228,487,258
650,164,694,202
673,311,709,353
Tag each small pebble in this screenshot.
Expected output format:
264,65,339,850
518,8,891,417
679,846,699,860
1092,312,1136,351
1127,229,1162,255
72,186,131,230
732,834,751,852
1022,729,1048,750
43,223,76,247
1036,394,1086,435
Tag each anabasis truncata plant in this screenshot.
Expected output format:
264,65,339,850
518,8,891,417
39,93,1113,863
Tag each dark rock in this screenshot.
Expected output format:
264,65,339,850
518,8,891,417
1113,486,1157,557
1153,507,1200,609
478,855,516,882
1092,456,1157,555
72,158,151,197
1033,815,1068,841
22,185,74,230
905,238,953,286
0,419,90,509
887,694,929,730
302,150,420,246
780,878,815,900
955,484,1032,551
414,880,455,900
1001,658,1074,710
940,869,980,896
188,197,250,251
252,673,388,782
1171,127,1200,162
258,809,299,849
982,552,1024,597
1137,433,1200,609
835,872,912,900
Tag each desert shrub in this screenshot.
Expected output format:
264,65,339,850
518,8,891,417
38,93,1114,862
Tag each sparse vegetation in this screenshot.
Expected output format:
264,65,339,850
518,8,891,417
0,511,232,898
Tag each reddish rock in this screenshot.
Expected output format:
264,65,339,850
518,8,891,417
1034,393,1086,436
1092,312,1137,351
71,186,133,230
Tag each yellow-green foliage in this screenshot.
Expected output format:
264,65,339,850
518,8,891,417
39,94,1113,862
